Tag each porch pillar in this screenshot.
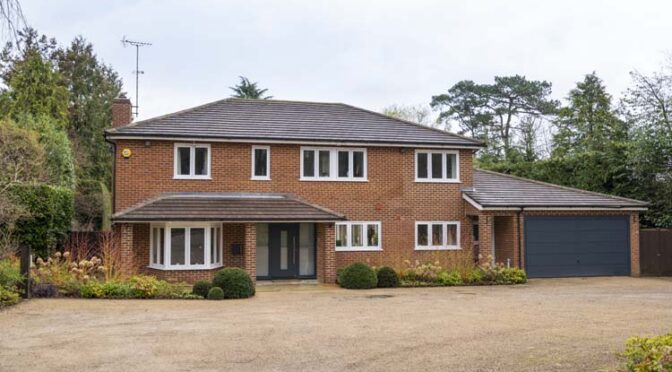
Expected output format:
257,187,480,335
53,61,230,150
243,223,257,284
317,223,336,284
117,223,134,277
478,214,494,266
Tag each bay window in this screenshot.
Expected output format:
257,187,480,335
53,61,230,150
150,223,223,270
335,221,381,251
415,150,459,182
415,221,460,250
301,147,367,181
174,143,211,179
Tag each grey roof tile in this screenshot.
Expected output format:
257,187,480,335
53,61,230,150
112,192,345,222
466,169,648,209
106,98,482,147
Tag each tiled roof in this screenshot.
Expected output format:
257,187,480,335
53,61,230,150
465,169,648,209
112,193,345,222
106,98,482,147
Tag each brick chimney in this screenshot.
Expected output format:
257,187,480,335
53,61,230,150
111,95,133,128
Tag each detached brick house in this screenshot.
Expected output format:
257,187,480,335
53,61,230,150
105,97,647,284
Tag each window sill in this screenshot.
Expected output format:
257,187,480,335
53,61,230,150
414,246,462,251
335,247,382,252
414,179,461,184
173,176,212,180
148,264,223,271
251,176,271,181
300,178,368,182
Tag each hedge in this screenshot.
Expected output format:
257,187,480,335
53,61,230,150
8,183,74,257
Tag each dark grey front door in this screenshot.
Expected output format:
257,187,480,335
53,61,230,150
269,224,299,278
525,215,630,278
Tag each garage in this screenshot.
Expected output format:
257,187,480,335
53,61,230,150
524,215,630,278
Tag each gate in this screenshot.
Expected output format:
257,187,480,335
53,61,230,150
640,229,672,276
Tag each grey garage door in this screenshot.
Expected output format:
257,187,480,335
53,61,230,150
524,216,630,278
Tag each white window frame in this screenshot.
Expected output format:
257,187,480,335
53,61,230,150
300,147,368,182
149,222,224,270
414,150,460,183
414,221,461,250
174,143,211,180
251,145,271,180
335,221,382,251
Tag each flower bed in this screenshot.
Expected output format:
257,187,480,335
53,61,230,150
337,258,526,290
29,251,254,300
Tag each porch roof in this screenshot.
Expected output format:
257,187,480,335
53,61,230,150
112,193,346,222
464,169,648,210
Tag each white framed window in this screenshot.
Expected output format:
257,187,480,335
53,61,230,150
149,222,223,270
415,150,459,183
300,147,367,181
415,221,460,250
174,143,211,179
251,145,271,180
335,221,381,251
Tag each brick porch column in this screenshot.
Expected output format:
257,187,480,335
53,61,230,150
478,214,494,265
630,213,641,277
243,223,257,284
117,223,134,278
317,223,336,284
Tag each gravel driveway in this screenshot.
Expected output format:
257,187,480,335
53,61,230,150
1,277,671,372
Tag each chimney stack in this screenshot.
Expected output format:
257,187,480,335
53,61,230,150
111,95,133,128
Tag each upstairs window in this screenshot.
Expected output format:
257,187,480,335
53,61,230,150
415,150,459,182
174,143,210,179
301,147,367,181
251,145,270,180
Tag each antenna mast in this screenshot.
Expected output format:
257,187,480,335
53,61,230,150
121,37,152,117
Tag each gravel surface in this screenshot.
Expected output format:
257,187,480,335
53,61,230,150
1,277,671,372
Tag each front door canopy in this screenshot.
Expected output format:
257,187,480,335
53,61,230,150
112,192,345,223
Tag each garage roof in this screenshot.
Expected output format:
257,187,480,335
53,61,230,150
112,193,346,222
464,169,648,210
105,98,483,148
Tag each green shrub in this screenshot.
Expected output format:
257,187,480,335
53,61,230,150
80,281,104,298
7,184,74,258
466,268,485,284
0,259,22,289
338,262,377,289
497,268,527,284
620,333,672,371
207,286,225,300
129,275,160,298
436,270,463,286
0,285,20,307
376,266,399,288
101,281,133,298
192,280,212,298
212,268,255,299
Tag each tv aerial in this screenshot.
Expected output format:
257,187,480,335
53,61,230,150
121,37,152,117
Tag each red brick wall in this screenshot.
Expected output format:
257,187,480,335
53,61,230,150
113,141,476,273
494,215,515,266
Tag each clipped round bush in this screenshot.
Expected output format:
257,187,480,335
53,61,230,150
192,280,212,298
207,286,224,300
212,268,254,299
338,262,377,289
376,266,399,288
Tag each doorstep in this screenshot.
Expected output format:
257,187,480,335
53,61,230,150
255,279,336,292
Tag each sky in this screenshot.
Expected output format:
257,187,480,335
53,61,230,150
21,0,672,122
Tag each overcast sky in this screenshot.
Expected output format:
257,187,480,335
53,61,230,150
22,0,672,121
